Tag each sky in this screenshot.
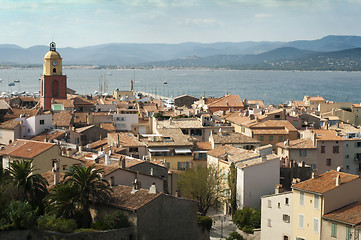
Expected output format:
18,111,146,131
1,0,361,48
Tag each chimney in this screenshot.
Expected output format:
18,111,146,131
150,168,154,176
52,161,60,185
312,170,318,179
149,182,157,194
110,176,115,187
120,156,126,169
336,174,341,186
105,152,109,165
275,184,283,194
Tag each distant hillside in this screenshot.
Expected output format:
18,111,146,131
0,35,361,69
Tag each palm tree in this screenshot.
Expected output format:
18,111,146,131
63,165,112,228
45,182,79,219
8,159,48,208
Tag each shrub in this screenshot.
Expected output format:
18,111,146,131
38,214,77,233
111,211,130,229
74,228,99,233
91,219,111,231
226,231,244,240
7,201,38,229
197,215,213,231
92,211,130,230
233,207,261,231
242,225,254,234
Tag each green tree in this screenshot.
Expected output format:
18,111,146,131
8,159,48,209
226,231,244,240
178,166,222,216
232,207,261,232
45,182,79,219
63,165,112,228
228,162,237,216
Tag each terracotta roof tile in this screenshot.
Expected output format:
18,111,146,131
0,139,56,159
31,129,66,142
276,138,316,149
293,170,359,194
108,132,146,147
108,185,162,210
323,202,361,225
53,111,73,127
194,142,212,151
212,132,260,144
207,95,244,108
0,119,21,130
313,129,344,141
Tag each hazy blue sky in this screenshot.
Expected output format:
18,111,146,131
1,0,360,48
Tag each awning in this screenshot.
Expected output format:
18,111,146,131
174,148,192,154
148,147,170,152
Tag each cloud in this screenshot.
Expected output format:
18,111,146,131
213,0,331,8
178,18,223,27
254,13,273,19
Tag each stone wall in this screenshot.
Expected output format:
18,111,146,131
0,228,134,240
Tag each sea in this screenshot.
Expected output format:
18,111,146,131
1,68,361,105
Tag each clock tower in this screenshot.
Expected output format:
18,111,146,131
40,42,67,110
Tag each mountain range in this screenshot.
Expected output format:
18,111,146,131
2,35,361,70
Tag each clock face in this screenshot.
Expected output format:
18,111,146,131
52,61,57,66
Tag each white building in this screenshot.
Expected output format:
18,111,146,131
261,191,293,240
19,114,53,137
236,145,280,209
113,113,138,132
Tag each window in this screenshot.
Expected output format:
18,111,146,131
321,146,326,153
53,68,56,73
298,214,304,229
296,238,305,240
299,149,307,157
346,154,349,159
269,135,274,141
275,114,281,119
313,218,319,233
333,146,339,153
326,158,332,166
267,200,272,208
300,192,304,206
177,162,189,171
314,195,319,209
283,236,289,240
278,202,281,208
285,197,289,205
283,214,290,223
267,219,271,227
129,147,138,152
260,136,264,141
40,119,45,125
356,142,361,147
279,136,283,141
346,226,352,240
331,223,337,237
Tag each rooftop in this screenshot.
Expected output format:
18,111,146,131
0,139,56,159
212,132,260,144
276,138,316,149
293,170,359,194
323,202,361,226
108,185,162,210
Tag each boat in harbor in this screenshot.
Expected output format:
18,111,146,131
8,82,15,86
14,79,20,83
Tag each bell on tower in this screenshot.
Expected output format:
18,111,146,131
50,42,56,51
